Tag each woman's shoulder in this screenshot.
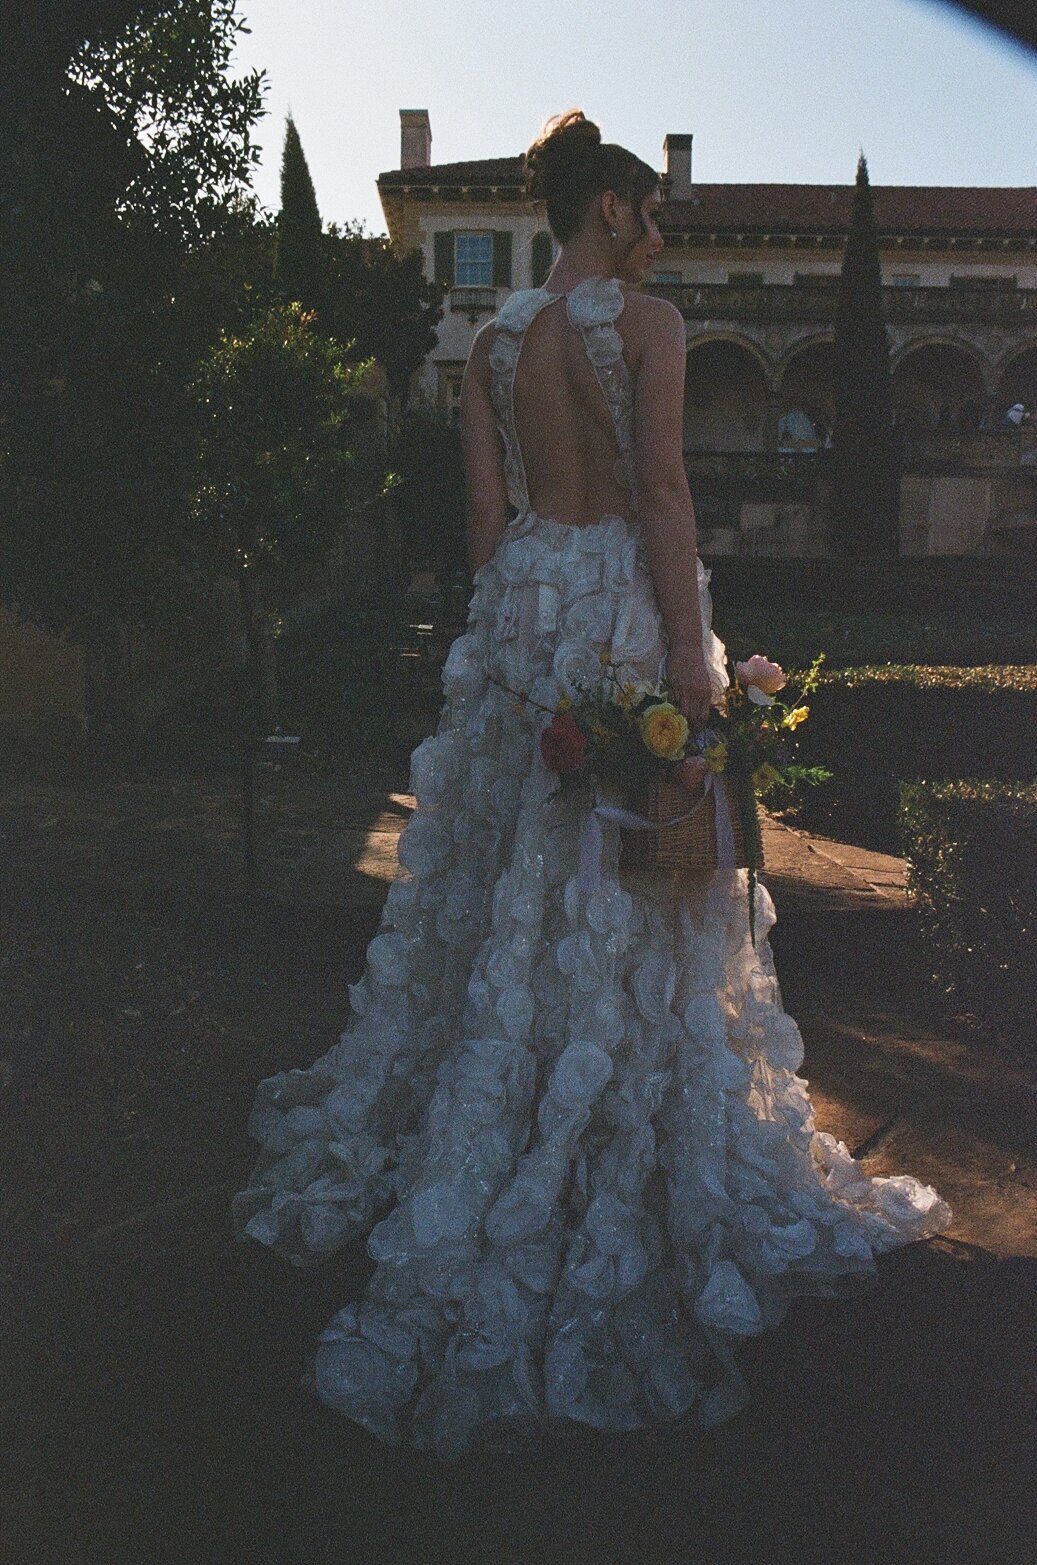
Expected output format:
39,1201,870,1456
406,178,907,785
611,288,683,373
624,288,683,331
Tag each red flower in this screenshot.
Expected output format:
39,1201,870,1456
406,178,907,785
540,710,587,774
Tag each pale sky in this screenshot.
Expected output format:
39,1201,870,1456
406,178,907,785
230,0,1037,235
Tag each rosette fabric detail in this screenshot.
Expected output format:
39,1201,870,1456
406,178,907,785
231,279,953,1460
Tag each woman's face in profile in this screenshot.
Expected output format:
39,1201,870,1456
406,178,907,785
618,186,666,285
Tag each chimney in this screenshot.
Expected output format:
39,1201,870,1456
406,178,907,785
400,109,431,170
662,133,693,200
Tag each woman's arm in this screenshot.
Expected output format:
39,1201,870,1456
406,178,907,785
632,299,712,727
459,325,510,573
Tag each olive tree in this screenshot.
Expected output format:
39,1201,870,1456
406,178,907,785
190,301,383,874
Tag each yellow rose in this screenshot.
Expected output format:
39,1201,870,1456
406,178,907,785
639,702,689,760
703,740,728,774
783,704,809,730
752,762,781,794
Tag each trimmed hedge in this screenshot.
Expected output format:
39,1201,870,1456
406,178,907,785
898,779,1037,1047
789,665,1037,852
808,664,1037,692
720,609,1037,672
706,553,1037,625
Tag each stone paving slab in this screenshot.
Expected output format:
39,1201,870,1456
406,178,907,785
334,792,904,915
800,832,910,895
763,813,907,913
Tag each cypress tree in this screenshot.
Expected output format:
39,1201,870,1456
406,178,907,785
273,114,325,316
826,153,900,558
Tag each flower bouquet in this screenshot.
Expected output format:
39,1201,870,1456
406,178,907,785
508,645,831,946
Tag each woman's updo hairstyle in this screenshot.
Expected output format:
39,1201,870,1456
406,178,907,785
523,109,660,245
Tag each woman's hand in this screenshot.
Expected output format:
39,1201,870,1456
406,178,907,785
666,638,713,731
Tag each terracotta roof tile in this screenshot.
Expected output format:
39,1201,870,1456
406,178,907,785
378,156,524,186
663,184,1037,237
378,158,1036,237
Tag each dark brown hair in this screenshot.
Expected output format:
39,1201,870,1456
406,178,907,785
523,109,660,245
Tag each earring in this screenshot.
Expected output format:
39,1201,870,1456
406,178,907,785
609,227,617,239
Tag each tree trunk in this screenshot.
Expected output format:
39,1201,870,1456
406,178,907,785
236,553,263,885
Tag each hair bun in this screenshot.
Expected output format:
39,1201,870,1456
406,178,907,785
523,109,601,203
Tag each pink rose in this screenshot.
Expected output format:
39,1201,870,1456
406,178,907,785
674,755,708,792
735,654,787,696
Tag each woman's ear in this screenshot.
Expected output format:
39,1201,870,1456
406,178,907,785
598,189,619,229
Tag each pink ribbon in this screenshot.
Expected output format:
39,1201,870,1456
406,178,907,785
577,771,737,894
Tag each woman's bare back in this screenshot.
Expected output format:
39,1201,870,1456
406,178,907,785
483,280,653,530
509,290,642,526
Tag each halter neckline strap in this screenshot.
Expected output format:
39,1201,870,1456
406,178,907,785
494,275,626,334
541,274,622,298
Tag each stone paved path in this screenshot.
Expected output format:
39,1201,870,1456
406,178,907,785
7,770,1036,1564
325,792,1037,1263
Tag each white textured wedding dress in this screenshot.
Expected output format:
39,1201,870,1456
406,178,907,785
231,276,952,1458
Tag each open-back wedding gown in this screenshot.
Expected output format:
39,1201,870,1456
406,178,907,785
231,276,952,1458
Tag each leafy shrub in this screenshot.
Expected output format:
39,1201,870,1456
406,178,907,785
898,779,1037,1048
789,665,1037,851
386,405,466,576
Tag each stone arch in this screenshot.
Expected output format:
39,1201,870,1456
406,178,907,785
684,335,772,452
684,329,772,385
891,332,989,375
776,337,836,449
891,337,989,438
994,341,1037,412
777,331,836,375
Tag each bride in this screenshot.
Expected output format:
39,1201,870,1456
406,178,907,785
231,109,952,1459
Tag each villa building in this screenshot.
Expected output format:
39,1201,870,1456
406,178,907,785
377,108,1037,556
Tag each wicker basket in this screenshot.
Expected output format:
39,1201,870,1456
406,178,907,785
617,771,764,873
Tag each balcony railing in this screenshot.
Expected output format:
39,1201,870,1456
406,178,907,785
449,285,500,320
682,453,824,530
685,449,825,495
650,280,1037,326
902,428,1036,470
683,433,1036,506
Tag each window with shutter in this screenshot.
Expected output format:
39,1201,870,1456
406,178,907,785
492,230,512,288
455,233,493,286
531,231,553,287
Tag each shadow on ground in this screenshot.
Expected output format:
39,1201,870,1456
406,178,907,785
3,751,1036,1563
15,1226,1037,1564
